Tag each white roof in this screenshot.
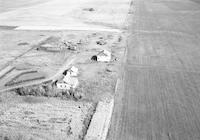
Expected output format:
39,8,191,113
97,50,111,57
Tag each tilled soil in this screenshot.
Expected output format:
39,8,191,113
0,96,96,140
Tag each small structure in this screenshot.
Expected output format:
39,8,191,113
63,66,79,77
57,66,79,90
56,74,79,90
91,50,111,62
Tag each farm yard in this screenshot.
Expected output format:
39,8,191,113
0,29,126,139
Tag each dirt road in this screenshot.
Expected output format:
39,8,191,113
0,0,50,13
108,0,200,139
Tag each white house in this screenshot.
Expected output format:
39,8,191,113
96,50,111,62
63,75,79,88
66,66,79,77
